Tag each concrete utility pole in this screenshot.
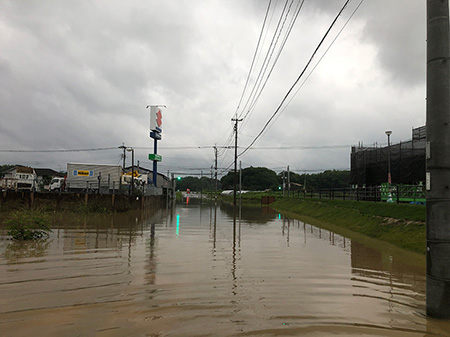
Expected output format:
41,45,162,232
119,144,126,173
426,0,450,318
287,165,290,197
239,161,242,206
210,165,213,201
232,118,243,207
167,170,170,205
214,145,218,200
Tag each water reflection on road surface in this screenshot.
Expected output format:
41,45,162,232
0,199,449,336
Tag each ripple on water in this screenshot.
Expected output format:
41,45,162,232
1,204,449,337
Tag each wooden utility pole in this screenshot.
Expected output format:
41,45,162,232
426,0,450,318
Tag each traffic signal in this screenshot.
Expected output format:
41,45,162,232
177,176,181,180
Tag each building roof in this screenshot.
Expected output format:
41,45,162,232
34,168,65,177
3,166,34,174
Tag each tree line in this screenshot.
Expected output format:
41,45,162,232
175,167,350,192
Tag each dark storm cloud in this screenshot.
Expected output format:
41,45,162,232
283,0,426,88
0,0,428,173
357,1,426,87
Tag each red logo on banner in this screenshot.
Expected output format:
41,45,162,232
156,110,162,128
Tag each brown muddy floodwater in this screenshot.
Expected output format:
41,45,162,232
1,199,450,337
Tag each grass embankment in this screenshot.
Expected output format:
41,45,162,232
271,198,426,254
220,191,282,207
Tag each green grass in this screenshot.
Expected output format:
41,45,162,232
4,208,52,240
271,198,426,254
219,191,283,207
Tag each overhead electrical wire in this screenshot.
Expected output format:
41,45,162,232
238,0,352,158
219,0,305,171
240,0,306,125
267,0,365,130
215,0,274,160
233,0,273,119
0,147,118,153
236,0,291,120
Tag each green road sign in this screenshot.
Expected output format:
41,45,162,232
148,154,162,162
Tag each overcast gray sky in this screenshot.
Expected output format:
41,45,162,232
0,0,427,176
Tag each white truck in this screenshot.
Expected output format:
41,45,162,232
49,177,65,192
0,166,37,191
66,163,122,193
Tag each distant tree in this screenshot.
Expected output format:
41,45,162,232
290,170,350,189
175,176,217,192
0,164,15,177
221,167,278,191
220,172,234,190
319,170,350,188
221,167,350,191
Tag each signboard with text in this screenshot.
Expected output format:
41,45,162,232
73,170,94,177
149,154,162,162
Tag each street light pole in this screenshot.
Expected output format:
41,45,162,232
385,130,392,184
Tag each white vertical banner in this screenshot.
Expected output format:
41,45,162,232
150,106,164,133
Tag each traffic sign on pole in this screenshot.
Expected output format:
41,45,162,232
148,154,162,162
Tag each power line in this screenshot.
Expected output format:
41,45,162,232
237,0,292,120
240,0,305,124
268,0,365,130
239,0,352,158
252,144,350,149
0,147,118,153
218,0,304,171
215,0,275,159
0,143,353,154
221,1,290,160
233,0,273,119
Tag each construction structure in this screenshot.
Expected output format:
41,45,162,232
351,126,426,187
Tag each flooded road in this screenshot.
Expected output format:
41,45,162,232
1,199,449,336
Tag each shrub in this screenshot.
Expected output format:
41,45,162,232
5,209,52,240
